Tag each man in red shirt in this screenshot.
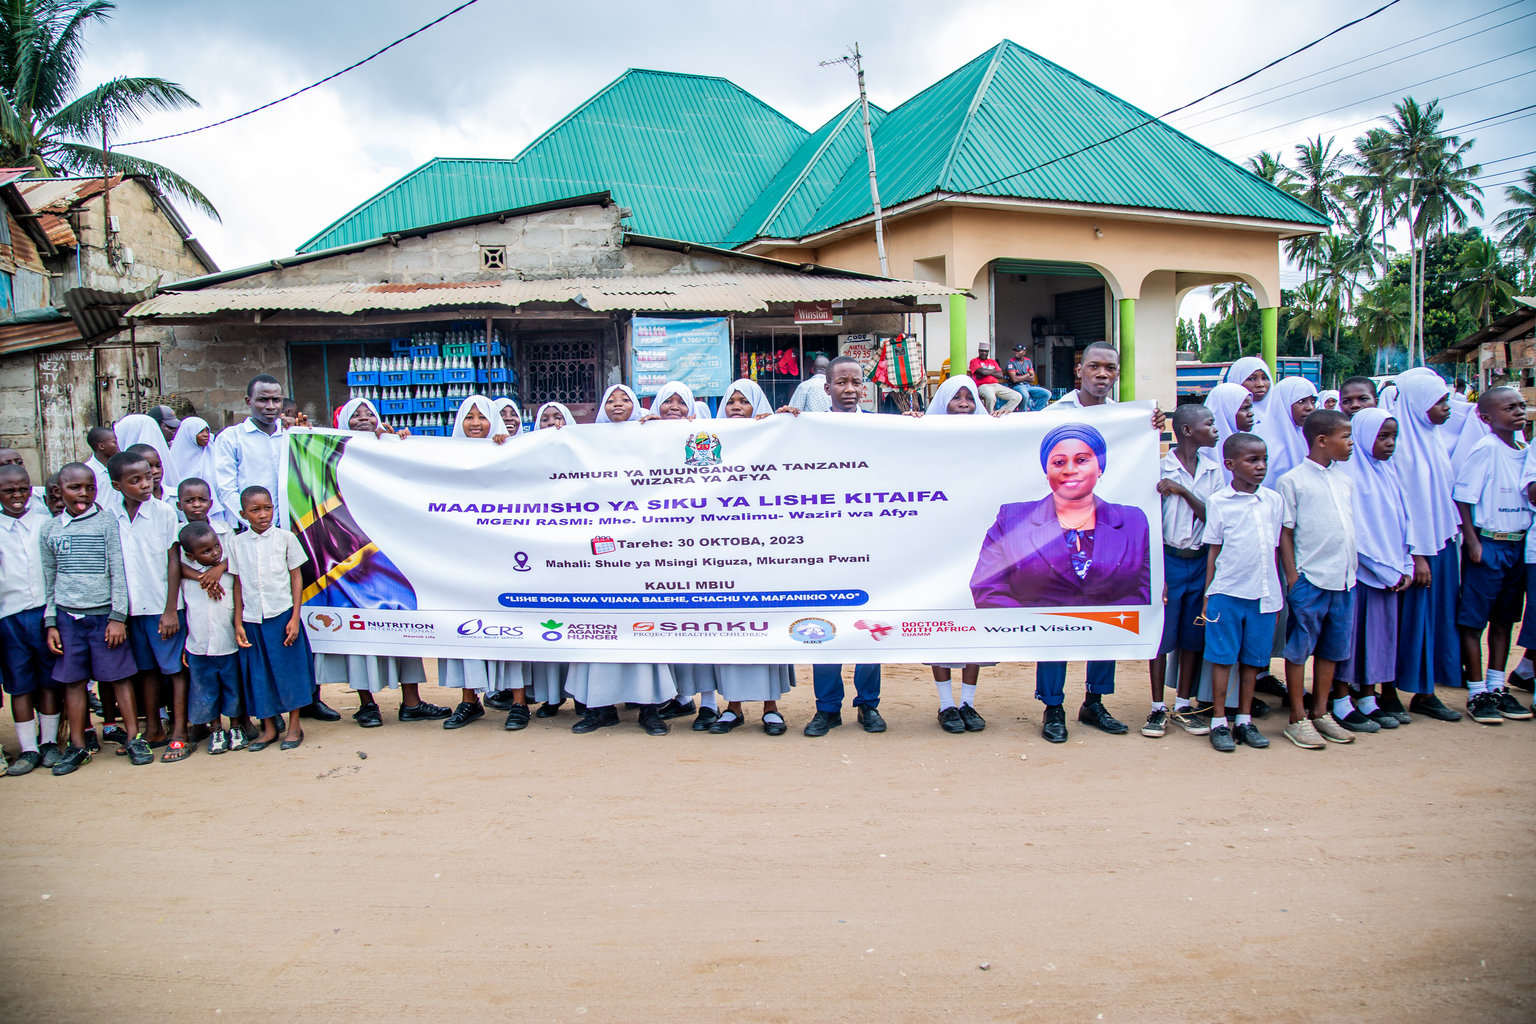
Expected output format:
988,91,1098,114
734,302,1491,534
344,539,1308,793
967,342,1022,413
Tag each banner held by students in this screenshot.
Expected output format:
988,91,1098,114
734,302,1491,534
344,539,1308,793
288,404,1163,663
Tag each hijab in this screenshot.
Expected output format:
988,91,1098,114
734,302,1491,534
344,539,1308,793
167,415,220,516
1040,422,1108,473
490,397,524,437
1202,382,1254,484
652,381,697,420
114,413,178,490
334,398,383,434
1318,389,1340,411
535,401,576,430
716,378,774,419
1347,408,1412,582
928,374,987,416
1392,369,1457,554
1253,376,1316,488
451,395,508,440
1441,392,1489,473
596,384,643,423
1224,356,1273,425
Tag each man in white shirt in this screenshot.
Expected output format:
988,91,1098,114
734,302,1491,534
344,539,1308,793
0,463,61,773
788,354,833,413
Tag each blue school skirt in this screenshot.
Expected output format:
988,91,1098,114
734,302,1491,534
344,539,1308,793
239,613,315,719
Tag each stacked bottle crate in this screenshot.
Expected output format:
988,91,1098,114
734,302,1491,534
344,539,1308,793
344,325,518,435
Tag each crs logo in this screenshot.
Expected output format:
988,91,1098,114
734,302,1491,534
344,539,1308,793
854,619,892,640
306,610,344,633
788,617,837,644
538,619,564,642
456,619,526,639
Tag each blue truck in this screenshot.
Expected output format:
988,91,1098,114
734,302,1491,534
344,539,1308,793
1176,356,1323,399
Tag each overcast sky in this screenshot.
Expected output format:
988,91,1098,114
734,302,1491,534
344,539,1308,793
83,0,1536,318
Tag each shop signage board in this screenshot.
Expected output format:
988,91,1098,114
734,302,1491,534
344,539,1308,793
630,316,732,397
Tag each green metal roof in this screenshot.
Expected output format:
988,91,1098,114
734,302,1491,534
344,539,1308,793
298,69,807,252
793,41,1331,237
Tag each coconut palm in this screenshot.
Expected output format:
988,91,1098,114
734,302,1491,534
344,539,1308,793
1245,151,1296,188
0,0,217,218
1315,232,1371,352
1283,136,1350,275
1354,281,1409,373
1287,279,1330,357
1210,280,1255,352
1346,126,1401,280
1451,235,1515,327
1494,167,1536,267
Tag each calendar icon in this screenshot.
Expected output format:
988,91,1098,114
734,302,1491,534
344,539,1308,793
590,536,616,555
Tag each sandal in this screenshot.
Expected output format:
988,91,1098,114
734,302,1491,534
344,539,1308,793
161,739,192,763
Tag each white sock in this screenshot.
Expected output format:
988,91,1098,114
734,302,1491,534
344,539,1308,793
1210,716,1229,729
1151,701,1167,712
960,683,977,707
1518,656,1534,676
935,680,955,710
1487,669,1506,691
1331,696,1355,719
1358,695,1380,714
1175,697,1192,710
1467,677,1488,695
699,691,718,711
38,712,60,746
14,719,38,753
1235,713,1253,726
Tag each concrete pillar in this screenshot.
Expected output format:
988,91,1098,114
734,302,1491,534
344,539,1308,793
1118,297,1137,401
949,295,967,378
1260,306,1278,374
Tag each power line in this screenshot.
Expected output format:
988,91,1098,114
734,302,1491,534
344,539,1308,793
1447,103,1536,131
955,0,1406,197
1480,148,1536,166
120,0,482,146
1179,18,1536,130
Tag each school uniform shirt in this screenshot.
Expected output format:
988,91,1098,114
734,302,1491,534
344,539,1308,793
1159,449,1222,550
1277,459,1357,591
210,417,288,528
1202,485,1285,613
179,555,237,657
1454,435,1532,535
226,526,307,622
1051,390,1113,409
1518,443,1536,564
0,507,50,617
110,498,183,616
87,456,112,506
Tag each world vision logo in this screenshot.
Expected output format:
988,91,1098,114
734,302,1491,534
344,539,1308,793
1043,610,1140,634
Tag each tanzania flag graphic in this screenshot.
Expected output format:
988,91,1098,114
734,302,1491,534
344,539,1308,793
289,433,418,610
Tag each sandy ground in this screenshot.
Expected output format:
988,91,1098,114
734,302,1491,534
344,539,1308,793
1,660,1533,1023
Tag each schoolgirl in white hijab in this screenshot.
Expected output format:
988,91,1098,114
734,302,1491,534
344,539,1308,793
1253,376,1316,488
645,381,697,422
927,374,988,416
596,384,643,423
451,394,509,441
1317,389,1340,411
490,397,523,438
168,415,221,516
716,378,775,419
1224,356,1274,425
114,412,178,504
1202,382,1256,484
535,401,575,430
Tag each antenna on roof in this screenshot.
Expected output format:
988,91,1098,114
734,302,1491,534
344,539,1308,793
820,43,888,277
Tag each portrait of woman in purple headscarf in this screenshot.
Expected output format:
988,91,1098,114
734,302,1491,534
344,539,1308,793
969,421,1151,608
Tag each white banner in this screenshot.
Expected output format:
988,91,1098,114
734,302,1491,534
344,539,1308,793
289,404,1163,663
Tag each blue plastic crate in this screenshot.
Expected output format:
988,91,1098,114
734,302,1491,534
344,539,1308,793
380,369,410,387
471,340,503,357
379,398,412,417
389,337,413,354
444,367,475,383
408,344,440,360
410,369,442,386
414,424,449,437
346,371,379,387
414,396,447,414
488,367,510,384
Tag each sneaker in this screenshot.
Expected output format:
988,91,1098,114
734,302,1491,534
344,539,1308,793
1467,692,1504,725
1335,709,1381,733
38,742,62,768
442,701,485,730
1170,705,1211,735
208,730,230,755
102,725,128,747
958,704,986,732
353,704,383,728
483,689,517,712
50,745,90,776
1208,724,1236,752
1141,709,1168,738
1312,715,1355,744
6,750,41,776
398,701,451,722
1233,722,1269,748
1283,718,1326,750
228,728,249,752
83,729,101,753
570,706,620,733
937,706,966,734
503,703,531,731
126,734,154,765
1492,689,1533,720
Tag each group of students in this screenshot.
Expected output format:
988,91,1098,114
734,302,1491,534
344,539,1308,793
1148,356,1536,753
1,351,1527,777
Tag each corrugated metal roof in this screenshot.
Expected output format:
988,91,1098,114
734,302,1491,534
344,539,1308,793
0,314,80,357
299,70,807,253
126,272,955,319
797,41,1331,236
19,175,118,213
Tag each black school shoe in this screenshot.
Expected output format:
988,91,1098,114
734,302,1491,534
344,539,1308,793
857,707,886,733
6,750,41,776
1335,709,1381,733
1409,693,1464,722
483,689,517,712
655,697,695,720
39,742,62,768
959,704,986,732
938,706,966,733
803,710,841,737
398,701,451,722
1209,724,1237,752
708,710,745,733
637,706,669,736
503,703,531,731
1233,722,1270,748
353,704,383,728
571,706,620,733
1254,673,1288,699
50,745,90,776
535,701,564,718
692,706,719,731
443,701,485,730
1041,705,1068,743
300,699,341,722
1078,700,1128,735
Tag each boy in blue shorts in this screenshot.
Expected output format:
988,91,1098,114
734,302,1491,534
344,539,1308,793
40,462,137,774
107,451,192,762
1279,409,1360,747
1453,386,1534,725
178,522,246,753
0,463,60,775
1200,432,1284,752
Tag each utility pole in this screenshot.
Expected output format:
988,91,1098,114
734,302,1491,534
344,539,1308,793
821,43,888,277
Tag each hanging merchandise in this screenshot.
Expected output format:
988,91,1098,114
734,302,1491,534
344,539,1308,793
777,348,799,377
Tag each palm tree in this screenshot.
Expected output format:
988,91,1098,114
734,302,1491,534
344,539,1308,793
1346,127,1400,282
1284,137,1349,275
0,0,217,218
1287,279,1330,357
1315,232,1370,352
1451,235,1515,327
1354,281,1409,373
1494,167,1536,268
1367,98,1448,365
1210,280,1255,353
1246,151,1296,188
